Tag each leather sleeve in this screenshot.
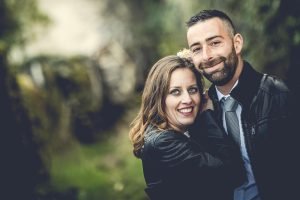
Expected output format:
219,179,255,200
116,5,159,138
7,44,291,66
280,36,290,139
189,109,246,185
149,130,224,169
142,121,245,198
192,110,239,162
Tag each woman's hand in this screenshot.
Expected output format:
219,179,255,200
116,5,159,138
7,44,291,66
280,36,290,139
201,90,214,113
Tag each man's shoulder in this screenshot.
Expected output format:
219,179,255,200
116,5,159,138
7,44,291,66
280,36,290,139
260,74,289,94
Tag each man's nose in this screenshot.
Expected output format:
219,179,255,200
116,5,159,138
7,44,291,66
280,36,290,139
202,46,212,61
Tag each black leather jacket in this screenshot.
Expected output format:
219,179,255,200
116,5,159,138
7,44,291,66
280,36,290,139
140,110,244,200
208,61,299,200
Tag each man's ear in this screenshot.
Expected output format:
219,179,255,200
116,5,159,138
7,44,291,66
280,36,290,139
233,33,243,54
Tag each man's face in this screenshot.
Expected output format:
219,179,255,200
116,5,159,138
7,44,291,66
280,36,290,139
187,18,238,86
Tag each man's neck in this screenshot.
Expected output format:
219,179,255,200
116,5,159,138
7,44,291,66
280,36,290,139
216,58,243,95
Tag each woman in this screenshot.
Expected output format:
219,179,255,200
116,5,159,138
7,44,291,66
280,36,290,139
129,55,244,200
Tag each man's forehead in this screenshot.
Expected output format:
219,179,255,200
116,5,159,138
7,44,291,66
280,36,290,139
187,18,230,45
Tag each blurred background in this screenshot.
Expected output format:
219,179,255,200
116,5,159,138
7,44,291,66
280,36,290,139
1,0,299,199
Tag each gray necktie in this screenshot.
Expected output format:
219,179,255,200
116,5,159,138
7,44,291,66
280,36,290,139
221,97,240,145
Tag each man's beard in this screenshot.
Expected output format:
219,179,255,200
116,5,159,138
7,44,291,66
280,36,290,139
200,47,238,86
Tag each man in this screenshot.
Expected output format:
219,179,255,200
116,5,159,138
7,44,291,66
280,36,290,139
186,9,299,200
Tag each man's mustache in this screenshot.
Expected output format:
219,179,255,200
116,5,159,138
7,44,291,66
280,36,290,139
200,56,226,69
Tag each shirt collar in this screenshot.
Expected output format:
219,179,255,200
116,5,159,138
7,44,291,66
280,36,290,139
215,79,239,101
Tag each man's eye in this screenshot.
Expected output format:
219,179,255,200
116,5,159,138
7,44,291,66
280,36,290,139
210,41,221,47
192,47,202,53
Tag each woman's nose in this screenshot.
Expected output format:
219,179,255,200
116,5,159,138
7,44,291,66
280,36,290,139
181,92,192,104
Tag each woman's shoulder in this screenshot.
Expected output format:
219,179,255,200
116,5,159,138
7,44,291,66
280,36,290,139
145,126,185,146
142,125,187,155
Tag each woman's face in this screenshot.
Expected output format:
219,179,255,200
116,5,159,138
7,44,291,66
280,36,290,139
165,68,201,132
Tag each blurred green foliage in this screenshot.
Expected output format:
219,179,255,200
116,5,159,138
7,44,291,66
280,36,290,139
45,115,147,200
0,0,49,54
17,56,103,154
1,0,300,199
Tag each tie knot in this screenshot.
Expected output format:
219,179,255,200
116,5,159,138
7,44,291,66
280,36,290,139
221,96,239,112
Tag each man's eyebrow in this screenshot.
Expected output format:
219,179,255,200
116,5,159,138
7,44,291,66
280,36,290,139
189,35,223,49
205,35,222,42
189,42,200,49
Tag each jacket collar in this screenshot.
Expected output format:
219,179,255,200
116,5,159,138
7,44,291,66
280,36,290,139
208,61,263,110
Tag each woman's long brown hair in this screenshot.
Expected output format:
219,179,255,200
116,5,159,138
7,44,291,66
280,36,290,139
129,55,204,158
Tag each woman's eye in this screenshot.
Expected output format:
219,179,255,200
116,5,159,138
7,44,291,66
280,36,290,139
170,89,180,96
188,87,199,94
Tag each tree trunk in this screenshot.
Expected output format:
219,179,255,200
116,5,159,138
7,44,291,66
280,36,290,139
0,1,47,198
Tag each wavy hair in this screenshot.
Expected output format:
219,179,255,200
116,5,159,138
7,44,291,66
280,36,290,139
129,55,204,158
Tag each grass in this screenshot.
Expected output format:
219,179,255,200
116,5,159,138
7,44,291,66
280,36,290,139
47,107,148,200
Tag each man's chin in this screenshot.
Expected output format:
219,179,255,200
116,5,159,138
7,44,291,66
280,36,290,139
204,72,230,86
